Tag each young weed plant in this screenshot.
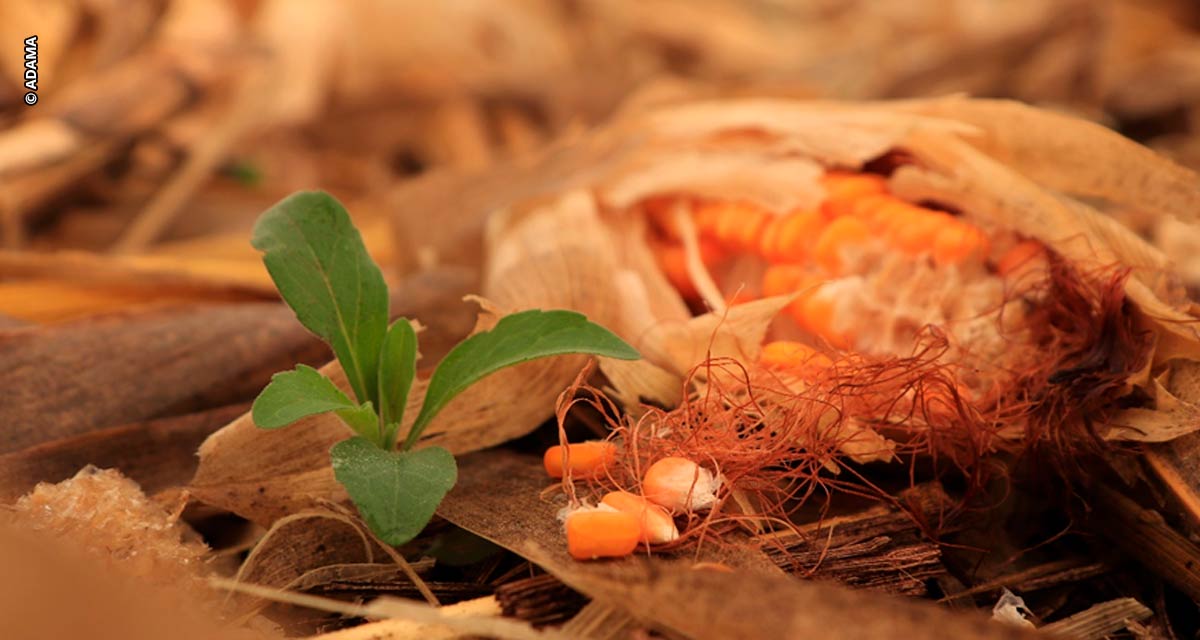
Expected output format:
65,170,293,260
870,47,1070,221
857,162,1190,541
250,191,640,545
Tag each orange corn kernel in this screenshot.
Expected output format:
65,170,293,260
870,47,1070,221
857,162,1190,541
601,491,679,544
788,282,854,350
763,210,825,263
888,210,954,256
543,441,617,479
814,216,871,274
996,240,1046,277
862,199,923,234
932,223,990,267
759,341,833,377
820,172,887,219
643,457,720,513
702,202,770,253
565,510,641,560
847,193,896,223
652,238,725,299
761,264,808,298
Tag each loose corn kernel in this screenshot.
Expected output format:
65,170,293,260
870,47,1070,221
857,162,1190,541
565,509,641,560
642,457,720,513
543,441,617,479
601,491,679,544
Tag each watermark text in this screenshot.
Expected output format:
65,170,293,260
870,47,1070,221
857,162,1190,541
23,35,37,105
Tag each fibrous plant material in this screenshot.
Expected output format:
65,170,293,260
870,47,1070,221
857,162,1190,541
10,467,208,587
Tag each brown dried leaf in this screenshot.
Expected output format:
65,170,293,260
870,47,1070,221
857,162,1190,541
232,510,388,614
0,401,246,503
438,450,1035,640
894,97,1200,227
0,302,327,455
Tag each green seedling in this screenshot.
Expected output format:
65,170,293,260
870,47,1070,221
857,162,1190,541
249,191,640,545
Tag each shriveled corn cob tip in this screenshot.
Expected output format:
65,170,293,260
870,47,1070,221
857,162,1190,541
565,509,641,560
601,490,679,544
543,441,617,479
642,457,720,513
814,216,871,274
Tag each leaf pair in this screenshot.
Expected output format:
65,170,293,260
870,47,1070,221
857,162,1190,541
249,192,639,546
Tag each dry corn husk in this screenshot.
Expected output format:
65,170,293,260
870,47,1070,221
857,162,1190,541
192,95,1200,525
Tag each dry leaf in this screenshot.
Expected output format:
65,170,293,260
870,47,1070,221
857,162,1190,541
0,401,246,502
438,450,1036,640
0,302,327,454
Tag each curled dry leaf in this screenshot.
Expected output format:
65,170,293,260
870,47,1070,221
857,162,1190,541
0,302,327,455
0,401,246,503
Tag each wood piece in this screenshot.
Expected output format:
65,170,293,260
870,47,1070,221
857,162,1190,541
0,302,328,454
1090,483,1200,602
560,602,640,640
495,573,588,628
939,559,1111,603
757,484,953,595
1041,598,1153,639
1146,436,1200,531
0,401,248,502
439,450,1039,640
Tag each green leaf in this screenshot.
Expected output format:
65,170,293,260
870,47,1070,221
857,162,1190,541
403,309,639,449
331,437,457,546
252,365,383,445
336,403,383,447
378,318,418,448
252,191,389,408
